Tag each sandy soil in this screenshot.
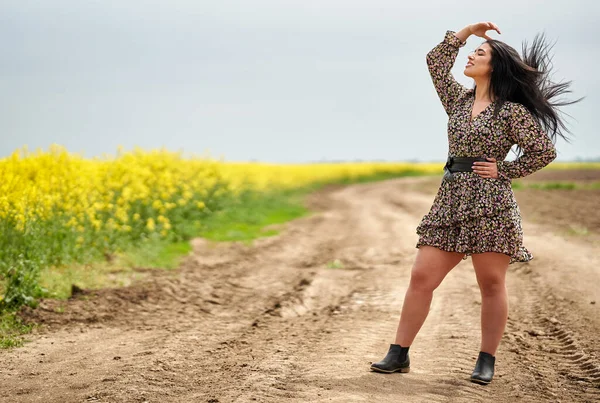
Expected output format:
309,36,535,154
1,176,599,403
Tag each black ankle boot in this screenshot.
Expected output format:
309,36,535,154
370,344,410,374
470,351,495,384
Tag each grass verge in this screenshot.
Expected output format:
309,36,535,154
512,181,600,190
35,189,309,300
0,311,35,349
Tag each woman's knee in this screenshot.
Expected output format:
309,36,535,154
472,252,510,297
409,247,462,292
477,277,506,297
409,268,440,293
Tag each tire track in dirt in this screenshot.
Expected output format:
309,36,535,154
503,245,600,402
1,177,599,402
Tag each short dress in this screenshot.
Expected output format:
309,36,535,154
415,31,557,263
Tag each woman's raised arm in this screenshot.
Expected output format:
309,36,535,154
426,23,501,115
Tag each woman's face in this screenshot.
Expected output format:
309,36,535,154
464,42,493,78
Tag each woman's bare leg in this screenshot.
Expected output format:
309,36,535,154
394,246,465,346
471,252,510,355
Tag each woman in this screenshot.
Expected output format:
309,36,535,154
370,22,581,384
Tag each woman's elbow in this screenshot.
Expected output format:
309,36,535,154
426,49,436,66
544,146,558,165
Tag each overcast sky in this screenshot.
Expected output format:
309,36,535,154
1,0,598,162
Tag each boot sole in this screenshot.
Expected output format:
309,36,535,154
469,377,491,385
370,366,410,374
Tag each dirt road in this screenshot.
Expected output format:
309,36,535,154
1,177,599,402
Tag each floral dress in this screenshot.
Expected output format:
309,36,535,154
415,30,557,263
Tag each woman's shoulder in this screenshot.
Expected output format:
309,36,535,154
501,100,530,113
499,100,532,119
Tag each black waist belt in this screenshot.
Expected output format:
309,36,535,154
443,156,487,180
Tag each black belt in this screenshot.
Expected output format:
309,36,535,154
443,156,487,181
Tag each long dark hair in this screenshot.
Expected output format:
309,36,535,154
477,34,583,145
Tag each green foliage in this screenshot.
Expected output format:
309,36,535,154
0,259,44,310
326,259,344,269
120,237,192,270
529,182,577,190
512,181,600,190
0,311,34,349
198,189,308,242
511,181,524,189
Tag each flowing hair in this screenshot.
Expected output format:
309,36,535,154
476,34,583,147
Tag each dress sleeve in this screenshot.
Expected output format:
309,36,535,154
496,103,557,181
426,30,470,115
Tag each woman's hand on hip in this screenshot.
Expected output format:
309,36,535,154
472,157,499,179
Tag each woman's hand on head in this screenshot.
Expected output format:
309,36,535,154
469,22,501,40
472,157,499,179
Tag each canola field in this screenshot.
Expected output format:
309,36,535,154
0,145,443,309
